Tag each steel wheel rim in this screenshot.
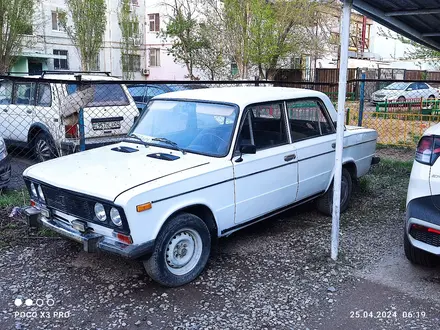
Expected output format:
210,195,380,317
165,228,203,276
341,175,349,206
36,139,51,161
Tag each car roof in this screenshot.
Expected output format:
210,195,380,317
19,74,121,81
153,86,330,108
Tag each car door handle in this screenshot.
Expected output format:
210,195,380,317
284,154,296,162
332,143,336,149
2,109,7,112
26,110,32,114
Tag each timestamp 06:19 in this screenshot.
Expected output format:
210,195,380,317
350,310,427,319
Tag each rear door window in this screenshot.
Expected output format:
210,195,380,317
287,99,334,141
13,83,36,105
66,84,129,107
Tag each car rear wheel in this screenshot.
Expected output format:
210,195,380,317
33,132,58,162
404,231,437,267
316,167,352,216
143,212,211,287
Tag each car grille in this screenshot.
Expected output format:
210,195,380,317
42,185,94,220
409,227,440,247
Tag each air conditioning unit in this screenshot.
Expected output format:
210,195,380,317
141,68,150,76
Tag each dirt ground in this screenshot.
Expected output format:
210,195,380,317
1,157,439,330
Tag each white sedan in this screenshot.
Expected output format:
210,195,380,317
371,82,439,103
23,87,379,287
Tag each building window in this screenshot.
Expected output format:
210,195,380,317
51,12,64,31
53,50,69,70
122,54,141,72
149,48,160,67
149,13,160,32
131,0,139,5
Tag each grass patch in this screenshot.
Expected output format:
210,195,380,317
358,177,371,194
372,158,412,176
0,189,29,209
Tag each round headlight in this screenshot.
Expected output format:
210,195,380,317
37,185,45,203
110,208,122,227
30,183,37,197
94,203,106,222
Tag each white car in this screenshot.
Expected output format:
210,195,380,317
23,87,379,287
371,82,439,103
0,73,138,162
0,136,11,189
405,125,440,266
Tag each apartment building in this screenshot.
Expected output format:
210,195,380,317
10,0,189,80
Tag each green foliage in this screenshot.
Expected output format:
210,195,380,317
0,189,29,208
59,0,107,71
119,0,140,79
0,0,35,73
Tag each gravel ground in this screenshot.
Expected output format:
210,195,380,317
1,157,440,329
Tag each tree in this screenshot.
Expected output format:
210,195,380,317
119,0,140,79
59,0,107,71
215,0,335,79
160,0,206,80
0,0,35,73
378,27,440,70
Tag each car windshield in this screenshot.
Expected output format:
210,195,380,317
67,84,129,106
130,100,238,157
383,82,409,90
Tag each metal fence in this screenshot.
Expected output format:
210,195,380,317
2,72,439,188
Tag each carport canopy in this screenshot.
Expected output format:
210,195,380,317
331,0,440,260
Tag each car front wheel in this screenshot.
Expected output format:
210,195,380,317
143,212,211,287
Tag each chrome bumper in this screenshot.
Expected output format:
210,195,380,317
24,207,154,259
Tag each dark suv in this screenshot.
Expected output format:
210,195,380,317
127,84,208,114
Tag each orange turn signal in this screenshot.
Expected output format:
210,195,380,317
136,202,152,212
116,233,133,244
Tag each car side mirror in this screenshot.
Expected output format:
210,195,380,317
236,144,256,163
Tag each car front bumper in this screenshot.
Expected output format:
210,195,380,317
0,155,11,188
24,206,154,259
405,195,440,255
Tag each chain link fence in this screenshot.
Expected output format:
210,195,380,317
2,72,438,188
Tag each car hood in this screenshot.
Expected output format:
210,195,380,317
23,143,210,201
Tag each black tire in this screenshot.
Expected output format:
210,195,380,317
33,132,58,162
144,212,211,287
404,231,437,267
316,167,353,216
428,95,435,100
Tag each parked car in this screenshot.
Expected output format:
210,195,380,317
23,87,379,287
405,126,440,266
127,83,208,113
0,136,11,190
371,82,439,103
0,73,138,162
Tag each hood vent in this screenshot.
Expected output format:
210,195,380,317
111,146,139,153
147,153,180,161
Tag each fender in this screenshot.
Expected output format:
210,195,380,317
324,157,357,192
27,122,53,143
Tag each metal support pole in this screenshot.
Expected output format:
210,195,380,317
358,72,366,126
331,0,352,261
79,108,85,152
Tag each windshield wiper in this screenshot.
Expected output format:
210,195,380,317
125,133,149,148
152,137,186,154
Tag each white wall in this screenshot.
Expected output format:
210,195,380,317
27,0,193,80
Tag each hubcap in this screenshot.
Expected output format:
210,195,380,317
165,228,202,276
36,139,51,161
